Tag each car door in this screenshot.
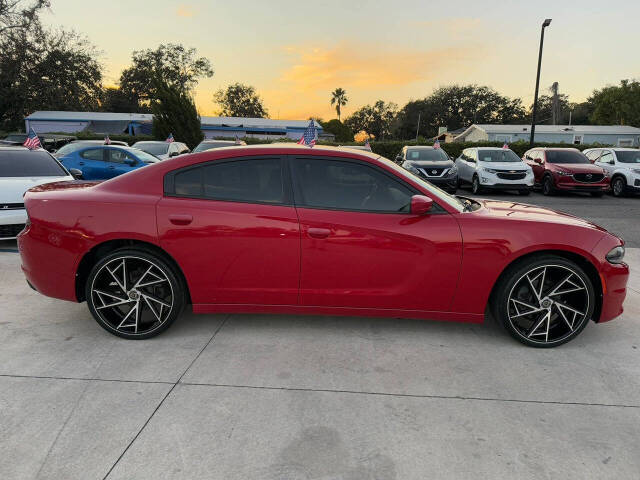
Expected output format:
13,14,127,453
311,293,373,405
455,149,471,182
76,148,108,180
290,155,462,312
596,150,615,177
105,148,137,178
157,155,300,306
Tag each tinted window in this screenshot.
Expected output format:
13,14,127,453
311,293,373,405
0,150,68,177
477,149,521,163
406,149,449,161
615,151,640,164
80,149,104,161
292,158,413,213
545,150,589,164
172,158,284,204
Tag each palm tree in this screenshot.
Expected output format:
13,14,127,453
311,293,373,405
330,88,348,121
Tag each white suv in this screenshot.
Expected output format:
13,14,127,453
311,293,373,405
583,148,640,197
455,147,534,195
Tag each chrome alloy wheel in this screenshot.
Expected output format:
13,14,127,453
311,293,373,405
506,264,590,345
90,256,174,335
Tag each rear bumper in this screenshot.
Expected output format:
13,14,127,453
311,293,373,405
17,224,79,302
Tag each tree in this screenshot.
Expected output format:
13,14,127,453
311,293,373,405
119,44,213,109
345,100,398,140
214,83,268,118
320,119,353,142
0,0,49,36
589,80,640,127
395,85,526,140
101,87,145,113
330,88,348,121
151,80,203,149
0,24,103,130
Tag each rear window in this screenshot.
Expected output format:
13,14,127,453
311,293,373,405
477,150,521,163
545,150,589,164
133,142,169,156
406,149,449,161
0,150,68,177
193,142,234,153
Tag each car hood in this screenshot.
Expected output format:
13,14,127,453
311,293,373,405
550,163,604,173
0,176,73,203
478,161,529,171
406,160,454,168
475,198,608,232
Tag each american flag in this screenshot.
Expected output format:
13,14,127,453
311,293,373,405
166,133,174,143
502,142,509,149
23,128,41,150
234,134,242,145
297,120,317,147
433,139,440,149
364,138,372,151
104,135,111,145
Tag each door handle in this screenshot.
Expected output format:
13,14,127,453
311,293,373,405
108,166,115,170
78,162,85,166
168,214,193,226
308,227,330,239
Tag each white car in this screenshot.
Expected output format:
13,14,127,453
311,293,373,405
455,147,534,195
583,147,640,197
131,141,190,160
0,147,76,240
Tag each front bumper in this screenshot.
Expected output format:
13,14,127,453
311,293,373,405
591,236,629,323
478,171,534,189
0,208,27,240
554,176,609,191
425,176,458,191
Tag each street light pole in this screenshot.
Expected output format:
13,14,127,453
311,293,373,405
530,18,552,147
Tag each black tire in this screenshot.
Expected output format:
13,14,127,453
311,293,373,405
590,191,604,198
85,248,186,339
518,189,531,196
492,255,595,348
471,175,483,194
542,175,555,196
611,176,627,197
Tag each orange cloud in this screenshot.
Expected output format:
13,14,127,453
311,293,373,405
176,5,194,17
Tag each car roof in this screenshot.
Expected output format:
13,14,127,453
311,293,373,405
475,147,514,151
0,146,45,152
133,140,172,145
200,140,236,144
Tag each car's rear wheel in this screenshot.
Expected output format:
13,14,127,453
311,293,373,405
493,255,595,347
611,176,627,197
85,248,186,339
472,175,483,194
542,175,555,196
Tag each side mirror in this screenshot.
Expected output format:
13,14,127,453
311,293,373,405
69,168,83,180
395,155,402,163
124,158,137,166
410,195,433,215
534,158,542,164
609,160,615,165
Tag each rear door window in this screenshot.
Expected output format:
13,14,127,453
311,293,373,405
80,148,105,162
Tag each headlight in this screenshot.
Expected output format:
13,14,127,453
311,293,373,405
447,166,458,175
632,169,640,174
556,171,572,176
482,168,498,174
606,246,625,264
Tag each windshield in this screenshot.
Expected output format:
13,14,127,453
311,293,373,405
406,149,449,162
0,150,68,177
129,148,160,163
546,150,589,164
193,142,233,153
377,155,464,212
477,149,521,163
133,142,169,155
616,151,640,163
4,134,27,142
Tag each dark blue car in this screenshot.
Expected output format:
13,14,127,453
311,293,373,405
58,145,160,180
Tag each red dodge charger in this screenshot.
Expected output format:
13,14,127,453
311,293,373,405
18,145,629,347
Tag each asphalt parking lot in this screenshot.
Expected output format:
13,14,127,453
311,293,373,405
1,192,639,479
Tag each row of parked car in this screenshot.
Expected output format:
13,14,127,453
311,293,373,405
396,146,640,198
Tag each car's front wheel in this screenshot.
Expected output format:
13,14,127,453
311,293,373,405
85,248,186,339
542,175,555,196
472,175,483,194
493,255,595,347
611,176,627,197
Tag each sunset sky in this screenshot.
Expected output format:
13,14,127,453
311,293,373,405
42,0,640,120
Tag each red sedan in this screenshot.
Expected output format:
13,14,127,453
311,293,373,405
523,147,610,196
18,145,628,347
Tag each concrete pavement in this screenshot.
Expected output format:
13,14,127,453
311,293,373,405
0,245,639,479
